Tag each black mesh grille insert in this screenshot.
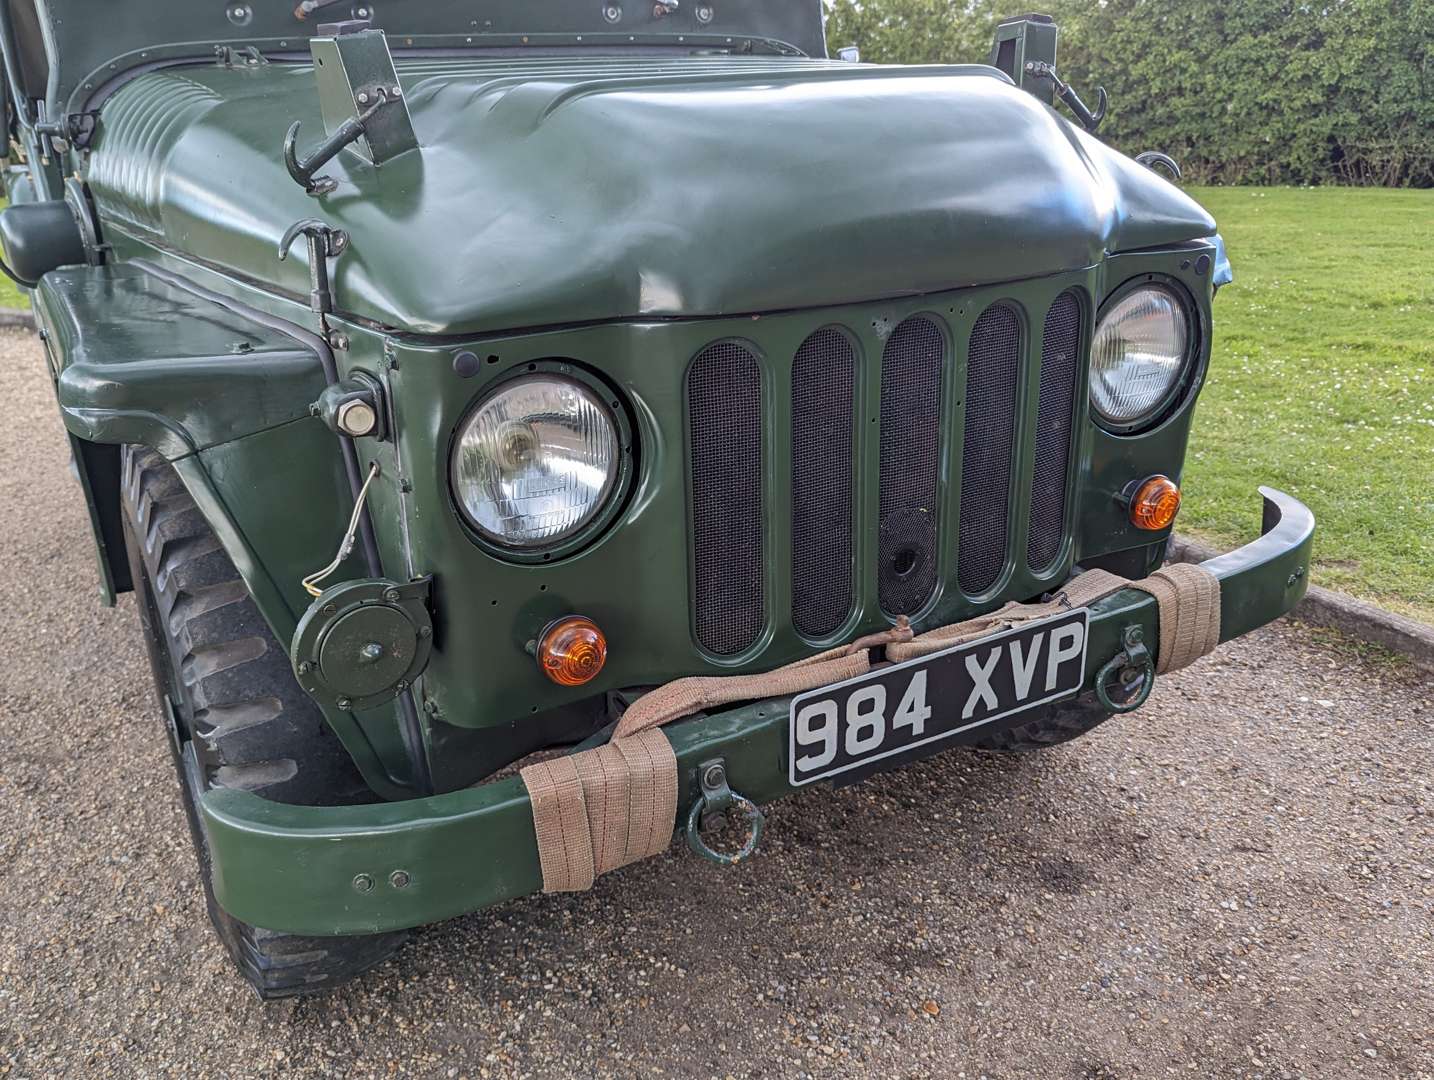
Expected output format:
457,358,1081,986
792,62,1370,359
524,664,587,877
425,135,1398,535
689,342,764,655
791,328,855,638
878,316,944,615
1027,292,1082,572
958,304,1022,596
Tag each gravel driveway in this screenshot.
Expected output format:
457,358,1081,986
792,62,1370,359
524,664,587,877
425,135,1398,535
0,326,1431,1079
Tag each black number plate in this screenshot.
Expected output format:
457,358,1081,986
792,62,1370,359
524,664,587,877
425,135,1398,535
787,609,1090,786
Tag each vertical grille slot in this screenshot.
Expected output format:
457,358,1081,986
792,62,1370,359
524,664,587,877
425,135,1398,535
877,315,944,615
791,328,856,639
688,341,764,655
1027,291,1082,572
958,304,1022,596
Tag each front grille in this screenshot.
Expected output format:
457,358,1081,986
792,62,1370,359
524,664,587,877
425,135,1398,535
688,341,764,655
791,328,856,638
686,284,1085,656
877,316,945,616
957,304,1022,596
1027,291,1083,571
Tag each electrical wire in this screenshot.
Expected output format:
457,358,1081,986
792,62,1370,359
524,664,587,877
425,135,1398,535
301,460,380,597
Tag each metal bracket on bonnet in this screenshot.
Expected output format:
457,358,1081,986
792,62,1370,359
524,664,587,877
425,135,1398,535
283,23,418,195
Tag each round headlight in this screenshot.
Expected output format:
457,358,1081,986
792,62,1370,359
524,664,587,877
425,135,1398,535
451,376,620,549
1090,285,1191,428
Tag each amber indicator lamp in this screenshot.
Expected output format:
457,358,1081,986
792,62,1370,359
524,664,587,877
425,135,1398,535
1127,475,1181,531
537,615,608,686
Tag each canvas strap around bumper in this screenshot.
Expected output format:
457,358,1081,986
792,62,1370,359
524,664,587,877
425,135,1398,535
520,727,679,893
522,562,1220,892
1123,561,1222,673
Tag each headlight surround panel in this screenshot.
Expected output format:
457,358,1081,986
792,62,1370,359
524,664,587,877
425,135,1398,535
1089,276,1201,435
448,362,635,562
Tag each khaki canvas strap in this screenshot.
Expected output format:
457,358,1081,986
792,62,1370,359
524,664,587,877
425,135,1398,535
520,727,677,893
610,620,914,740
1122,562,1222,673
885,568,1133,661
522,563,1221,892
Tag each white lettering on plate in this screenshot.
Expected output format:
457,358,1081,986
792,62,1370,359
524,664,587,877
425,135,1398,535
1045,622,1085,691
961,647,1001,719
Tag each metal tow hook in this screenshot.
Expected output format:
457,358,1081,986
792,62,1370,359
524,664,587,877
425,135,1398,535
684,759,764,866
1095,625,1155,714
278,219,349,314
283,88,390,196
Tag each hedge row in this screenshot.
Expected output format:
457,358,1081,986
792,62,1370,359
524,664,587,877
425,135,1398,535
823,0,1434,187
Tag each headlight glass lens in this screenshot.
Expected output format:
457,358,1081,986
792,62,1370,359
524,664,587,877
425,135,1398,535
1090,286,1191,426
452,376,619,549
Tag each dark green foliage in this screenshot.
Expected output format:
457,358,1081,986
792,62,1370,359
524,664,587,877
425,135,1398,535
823,0,1434,186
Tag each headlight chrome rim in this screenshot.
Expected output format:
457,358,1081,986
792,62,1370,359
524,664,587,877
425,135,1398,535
449,363,634,562
1089,278,1200,435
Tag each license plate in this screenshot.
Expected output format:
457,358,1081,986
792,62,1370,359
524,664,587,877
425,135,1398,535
787,608,1090,786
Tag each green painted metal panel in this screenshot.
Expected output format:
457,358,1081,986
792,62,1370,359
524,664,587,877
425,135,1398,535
81,55,1215,336
38,0,826,118
329,248,1213,766
199,485,1313,936
35,263,327,458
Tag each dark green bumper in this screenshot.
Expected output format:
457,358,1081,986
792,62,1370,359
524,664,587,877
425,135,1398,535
200,487,1313,937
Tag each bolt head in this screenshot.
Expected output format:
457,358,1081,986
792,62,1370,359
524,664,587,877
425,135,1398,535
336,398,378,437
336,697,352,710
352,873,374,893
357,91,370,105
702,763,726,789
389,870,411,889
384,588,402,603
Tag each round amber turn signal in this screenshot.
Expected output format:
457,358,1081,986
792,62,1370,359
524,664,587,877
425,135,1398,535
537,616,608,686
1129,475,1181,531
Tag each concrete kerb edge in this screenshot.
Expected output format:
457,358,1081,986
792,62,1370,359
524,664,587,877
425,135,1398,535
1168,534,1434,673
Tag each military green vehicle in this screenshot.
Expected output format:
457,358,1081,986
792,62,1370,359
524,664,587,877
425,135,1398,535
3,1,1313,997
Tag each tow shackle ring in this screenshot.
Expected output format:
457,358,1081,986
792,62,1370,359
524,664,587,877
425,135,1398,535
1095,624,1155,713
684,758,765,866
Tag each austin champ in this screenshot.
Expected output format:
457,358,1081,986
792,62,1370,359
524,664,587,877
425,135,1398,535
0,1,1313,996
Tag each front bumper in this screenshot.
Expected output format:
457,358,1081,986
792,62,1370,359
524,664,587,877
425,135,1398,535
201,488,1314,937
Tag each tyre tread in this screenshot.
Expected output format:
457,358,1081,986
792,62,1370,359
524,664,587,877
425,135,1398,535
120,446,406,999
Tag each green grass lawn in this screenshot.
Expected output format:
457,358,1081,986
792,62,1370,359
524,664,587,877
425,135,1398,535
1182,186,1434,621
0,198,22,309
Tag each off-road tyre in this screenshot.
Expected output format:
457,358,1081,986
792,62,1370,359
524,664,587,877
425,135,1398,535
120,445,407,999
969,694,1117,752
